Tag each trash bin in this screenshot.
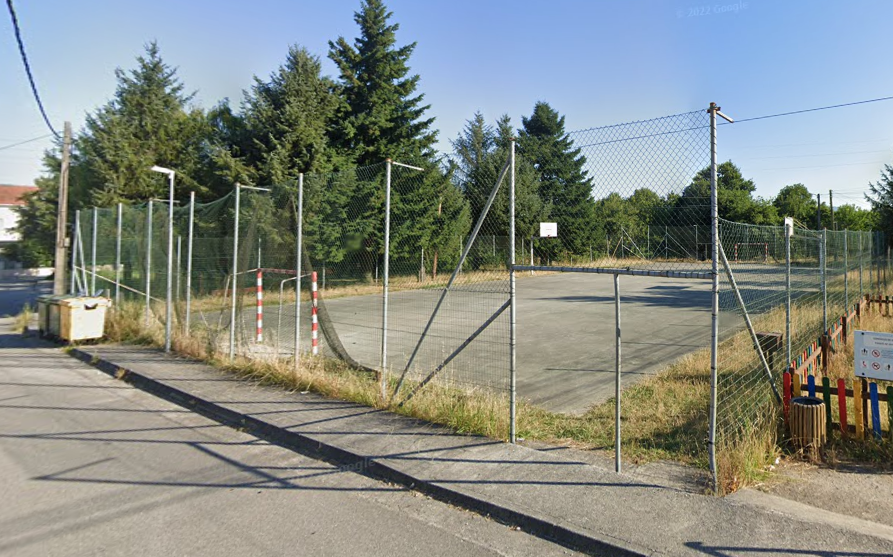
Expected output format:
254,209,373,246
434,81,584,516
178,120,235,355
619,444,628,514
36,294,75,338
58,296,112,341
37,295,53,336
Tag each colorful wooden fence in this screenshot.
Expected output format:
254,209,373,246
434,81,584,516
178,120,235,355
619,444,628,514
784,294,893,442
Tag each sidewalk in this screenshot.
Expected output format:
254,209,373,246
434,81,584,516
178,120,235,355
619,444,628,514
68,344,893,556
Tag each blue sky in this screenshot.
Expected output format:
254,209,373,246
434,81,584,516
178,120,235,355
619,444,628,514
3,0,893,208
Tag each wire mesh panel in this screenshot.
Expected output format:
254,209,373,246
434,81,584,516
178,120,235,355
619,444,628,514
714,222,879,452
525,110,712,272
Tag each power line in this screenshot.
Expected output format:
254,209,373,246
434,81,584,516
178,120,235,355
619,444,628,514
5,0,59,139
731,95,893,124
0,133,52,151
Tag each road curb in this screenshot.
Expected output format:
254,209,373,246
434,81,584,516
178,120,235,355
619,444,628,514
67,347,650,557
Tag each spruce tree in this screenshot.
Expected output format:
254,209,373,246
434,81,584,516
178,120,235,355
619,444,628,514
328,0,436,165
77,42,210,205
868,163,893,239
517,102,596,256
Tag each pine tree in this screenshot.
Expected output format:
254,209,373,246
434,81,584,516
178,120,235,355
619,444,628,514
517,102,596,256
328,0,436,165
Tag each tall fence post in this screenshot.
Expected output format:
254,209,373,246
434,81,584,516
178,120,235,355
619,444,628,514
294,173,303,368
380,160,392,400
115,203,122,305
91,207,98,295
176,236,182,302
860,232,864,297
229,184,241,361
708,102,721,493
844,230,849,312
821,228,828,332
165,171,175,353
185,191,195,334
145,201,153,327
509,139,517,443
614,273,622,473
785,219,792,369
70,210,80,294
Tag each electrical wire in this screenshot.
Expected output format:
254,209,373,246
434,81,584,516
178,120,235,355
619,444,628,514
728,95,893,125
0,133,52,151
5,0,60,139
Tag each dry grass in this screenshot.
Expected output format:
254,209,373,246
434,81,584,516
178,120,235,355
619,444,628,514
12,304,33,334
101,267,893,497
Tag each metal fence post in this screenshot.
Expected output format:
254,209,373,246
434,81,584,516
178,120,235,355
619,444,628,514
91,207,98,295
185,191,195,334
229,184,241,361
785,220,792,369
176,236,182,302
70,210,79,294
295,173,303,368
708,102,721,493
164,172,175,353
115,203,122,304
860,232,864,296
145,201,153,327
614,272,622,473
510,139,517,443
844,230,849,311
821,228,827,332
381,160,392,400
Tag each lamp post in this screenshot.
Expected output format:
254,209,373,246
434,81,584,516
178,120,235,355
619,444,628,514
150,165,175,353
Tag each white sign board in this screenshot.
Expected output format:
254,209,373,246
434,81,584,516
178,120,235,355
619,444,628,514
855,330,893,381
784,216,794,237
539,222,558,238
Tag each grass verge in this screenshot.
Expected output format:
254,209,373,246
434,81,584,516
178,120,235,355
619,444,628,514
13,304,33,334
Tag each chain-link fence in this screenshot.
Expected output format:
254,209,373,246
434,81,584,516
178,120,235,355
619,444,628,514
66,103,890,493
714,220,885,484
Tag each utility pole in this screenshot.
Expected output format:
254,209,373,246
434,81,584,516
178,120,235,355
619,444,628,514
816,193,822,230
53,122,71,295
829,190,834,230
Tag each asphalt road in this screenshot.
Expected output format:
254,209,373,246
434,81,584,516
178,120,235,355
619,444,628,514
0,319,583,557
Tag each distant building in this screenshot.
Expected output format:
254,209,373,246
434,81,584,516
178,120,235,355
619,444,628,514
0,185,39,270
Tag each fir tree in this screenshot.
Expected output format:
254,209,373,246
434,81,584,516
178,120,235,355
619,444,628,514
77,42,211,205
517,101,596,256
328,0,436,165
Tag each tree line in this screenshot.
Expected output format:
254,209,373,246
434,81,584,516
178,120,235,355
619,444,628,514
7,0,887,269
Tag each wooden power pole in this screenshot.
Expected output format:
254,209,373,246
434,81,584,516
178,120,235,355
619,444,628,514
816,194,822,230
53,121,71,295
829,189,834,230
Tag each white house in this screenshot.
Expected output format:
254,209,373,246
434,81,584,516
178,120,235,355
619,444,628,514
0,184,39,270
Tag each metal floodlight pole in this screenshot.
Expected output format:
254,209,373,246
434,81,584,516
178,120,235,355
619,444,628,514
821,228,827,332
145,201,153,327
229,183,242,361
185,191,195,333
381,160,393,399
91,207,98,295
785,220,792,368
295,173,303,368
151,165,176,353
707,102,732,493
509,139,517,444
115,203,122,304
614,273,622,473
